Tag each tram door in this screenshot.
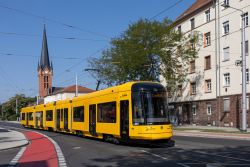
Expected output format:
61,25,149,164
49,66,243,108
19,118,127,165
89,104,97,136
35,113,39,127
56,109,60,129
120,100,129,140
40,112,43,127
64,108,68,130
26,113,28,126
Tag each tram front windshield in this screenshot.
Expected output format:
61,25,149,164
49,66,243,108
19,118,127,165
132,83,169,125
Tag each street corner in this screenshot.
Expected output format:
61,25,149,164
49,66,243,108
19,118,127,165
0,127,28,150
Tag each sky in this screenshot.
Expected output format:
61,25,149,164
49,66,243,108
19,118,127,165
0,0,195,102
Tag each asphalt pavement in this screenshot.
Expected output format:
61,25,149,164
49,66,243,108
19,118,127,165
1,121,250,167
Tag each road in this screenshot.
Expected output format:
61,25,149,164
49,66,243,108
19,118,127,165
1,121,250,167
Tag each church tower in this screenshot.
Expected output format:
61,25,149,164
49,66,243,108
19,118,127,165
38,26,53,98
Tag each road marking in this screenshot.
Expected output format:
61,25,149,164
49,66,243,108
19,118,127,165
1,125,67,167
35,131,67,167
195,150,250,162
72,146,81,150
177,163,191,167
141,150,168,160
8,147,27,167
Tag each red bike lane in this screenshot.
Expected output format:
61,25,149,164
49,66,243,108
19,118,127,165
17,131,58,167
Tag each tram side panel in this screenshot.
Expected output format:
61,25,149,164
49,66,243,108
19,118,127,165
94,92,120,138
44,103,55,130
71,98,87,135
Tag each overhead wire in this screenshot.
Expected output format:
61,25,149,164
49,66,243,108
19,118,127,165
150,0,184,20
0,4,110,39
0,31,108,42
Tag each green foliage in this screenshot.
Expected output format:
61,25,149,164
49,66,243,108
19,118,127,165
0,94,36,120
89,18,198,88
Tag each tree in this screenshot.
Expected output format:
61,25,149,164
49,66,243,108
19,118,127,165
89,18,198,89
0,94,36,120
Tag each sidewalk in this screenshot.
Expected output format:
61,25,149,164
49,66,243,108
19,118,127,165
0,127,28,150
174,125,250,141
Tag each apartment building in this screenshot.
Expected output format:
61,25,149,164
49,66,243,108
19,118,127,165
166,0,250,128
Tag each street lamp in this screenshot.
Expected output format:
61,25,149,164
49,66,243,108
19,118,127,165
222,3,247,132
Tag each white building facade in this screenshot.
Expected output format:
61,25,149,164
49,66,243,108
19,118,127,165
167,0,250,127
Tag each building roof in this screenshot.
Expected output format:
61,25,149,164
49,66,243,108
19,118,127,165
38,25,52,70
51,85,95,95
175,0,213,25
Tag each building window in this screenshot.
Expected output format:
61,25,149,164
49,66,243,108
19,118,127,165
242,12,248,27
223,47,230,61
177,85,182,97
223,0,229,7
245,40,249,56
44,75,49,89
192,105,197,115
190,18,195,30
46,110,53,121
73,106,84,122
190,82,196,95
223,21,229,35
189,60,195,73
177,25,181,33
205,79,212,92
205,9,210,22
204,32,211,47
98,102,116,123
247,69,249,83
207,104,212,115
205,55,211,70
223,73,230,87
223,98,230,112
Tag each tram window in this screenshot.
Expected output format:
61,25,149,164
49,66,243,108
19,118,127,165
21,113,25,120
28,112,33,120
60,109,63,121
97,102,116,123
46,110,53,121
73,106,84,122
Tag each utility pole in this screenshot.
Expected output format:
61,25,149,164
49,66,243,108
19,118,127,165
75,73,78,97
2,104,4,120
241,13,247,132
0,102,2,119
16,98,19,121
222,3,247,132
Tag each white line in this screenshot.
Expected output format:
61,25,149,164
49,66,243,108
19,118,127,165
177,163,191,167
195,151,250,162
141,150,168,160
8,147,27,167
35,131,67,167
1,125,67,167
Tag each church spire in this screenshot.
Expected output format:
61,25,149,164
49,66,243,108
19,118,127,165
38,25,51,70
38,25,53,98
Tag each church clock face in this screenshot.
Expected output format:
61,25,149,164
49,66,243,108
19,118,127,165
45,70,48,74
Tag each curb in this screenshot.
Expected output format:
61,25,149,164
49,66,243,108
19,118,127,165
0,141,29,151
174,131,250,141
0,129,30,151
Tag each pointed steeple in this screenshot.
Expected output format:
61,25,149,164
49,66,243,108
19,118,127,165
39,25,51,70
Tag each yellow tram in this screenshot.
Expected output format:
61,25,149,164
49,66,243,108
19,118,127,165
21,81,173,143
